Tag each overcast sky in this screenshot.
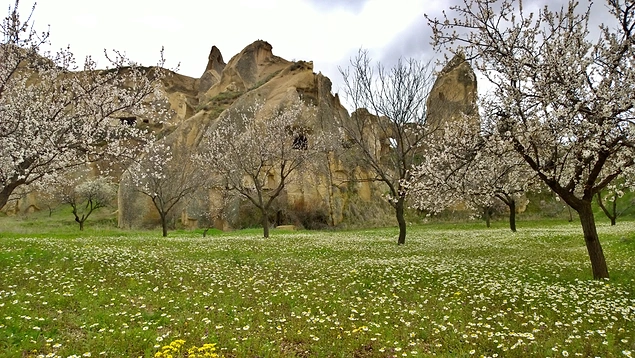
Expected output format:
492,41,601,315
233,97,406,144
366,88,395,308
3,0,446,95
3,0,611,97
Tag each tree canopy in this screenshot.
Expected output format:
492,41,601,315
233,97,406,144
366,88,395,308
0,1,164,210
426,0,635,278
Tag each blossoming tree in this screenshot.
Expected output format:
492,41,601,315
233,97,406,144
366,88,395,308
0,1,164,210
426,0,635,278
57,176,116,231
595,178,632,226
338,50,435,245
407,119,535,232
126,141,207,237
199,100,330,238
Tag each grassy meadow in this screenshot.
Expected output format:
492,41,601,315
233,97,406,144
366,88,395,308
0,210,634,357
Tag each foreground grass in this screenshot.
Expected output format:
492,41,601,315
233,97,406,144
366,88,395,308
0,223,634,357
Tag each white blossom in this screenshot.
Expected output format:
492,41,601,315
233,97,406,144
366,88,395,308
198,99,333,238
0,2,165,209
426,0,635,278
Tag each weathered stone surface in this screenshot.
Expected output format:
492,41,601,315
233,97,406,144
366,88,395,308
202,40,291,100
131,67,199,127
204,45,226,74
426,53,478,130
118,40,386,230
197,46,225,95
349,108,394,160
1,191,39,215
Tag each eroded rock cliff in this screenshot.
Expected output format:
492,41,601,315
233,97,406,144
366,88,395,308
4,42,480,231
118,40,383,230
426,53,478,130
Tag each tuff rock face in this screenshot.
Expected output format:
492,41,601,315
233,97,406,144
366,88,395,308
157,69,199,124
4,41,480,230
118,40,389,230
426,53,478,131
202,40,290,99
196,46,225,95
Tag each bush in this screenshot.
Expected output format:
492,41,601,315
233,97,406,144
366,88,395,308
232,201,265,229
287,205,331,230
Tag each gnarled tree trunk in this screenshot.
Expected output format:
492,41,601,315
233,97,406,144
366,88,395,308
0,181,22,212
578,201,609,279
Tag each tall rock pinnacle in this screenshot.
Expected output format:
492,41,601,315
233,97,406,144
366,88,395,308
198,46,226,95
426,53,478,131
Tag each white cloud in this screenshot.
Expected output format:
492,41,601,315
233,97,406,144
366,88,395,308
4,0,434,91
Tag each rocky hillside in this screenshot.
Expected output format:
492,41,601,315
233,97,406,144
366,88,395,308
3,40,478,230
118,40,371,230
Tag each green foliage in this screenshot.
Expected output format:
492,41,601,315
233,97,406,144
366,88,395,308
231,200,265,229
211,91,244,103
0,204,121,239
291,206,330,230
1,222,633,357
595,188,635,220
338,190,395,229
522,189,635,224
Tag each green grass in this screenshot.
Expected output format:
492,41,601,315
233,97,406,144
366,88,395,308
0,216,634,357
0,205,223,239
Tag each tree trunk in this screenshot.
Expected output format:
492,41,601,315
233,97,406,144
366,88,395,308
597,192,617,226
276,210,283,226
325,153,337,227
0,192,8,211
262,210,270,238
484,207,491,228
508,199,516,232
74,213,83,231
578,202,610,279
396,196,406,245
0,183,19,211
160,213,168,237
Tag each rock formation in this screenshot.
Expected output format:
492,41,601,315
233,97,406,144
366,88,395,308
196,46,225,95
4,42,480,231
202,40,290,99
426,53,478,131
117,40,384,230
156,69,199,124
